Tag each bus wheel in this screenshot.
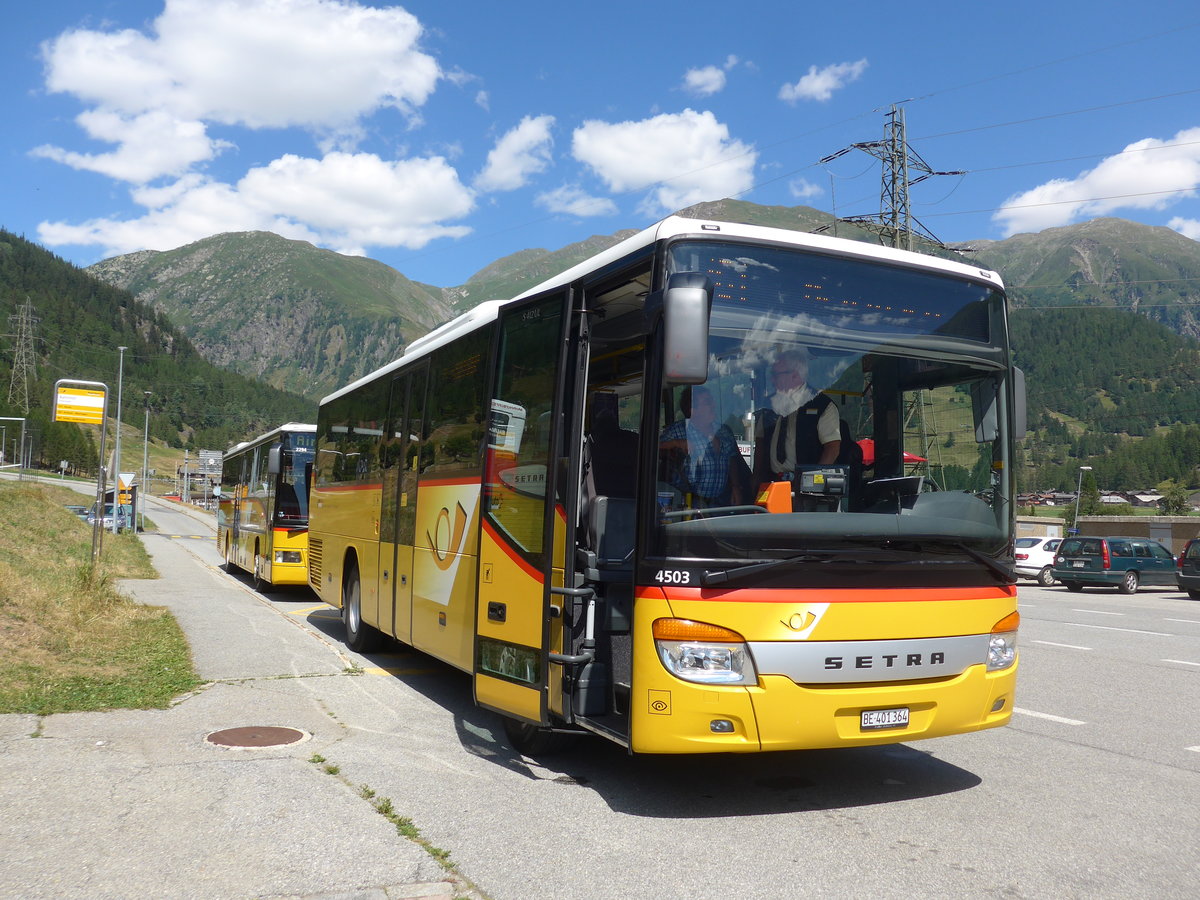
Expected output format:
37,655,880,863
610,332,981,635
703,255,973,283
502,716,577,756
342,562,381,653
252,554,269,592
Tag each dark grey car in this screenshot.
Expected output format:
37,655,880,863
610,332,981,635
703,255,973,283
1053,536,1176,594
1176,538,1200,600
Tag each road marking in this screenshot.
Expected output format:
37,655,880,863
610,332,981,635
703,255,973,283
1165,618,1200,625
1066,622,1171,637
1032,640,1092,650
1013,707,1086,726
287,605,331,616
1071,608,1124,616
1187,747,1200,753
1162,659,1200,667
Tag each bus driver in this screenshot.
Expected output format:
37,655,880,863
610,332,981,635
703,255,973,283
754,348,841,487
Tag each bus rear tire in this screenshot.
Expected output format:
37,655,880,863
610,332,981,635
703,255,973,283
342,562,381,653
502,716,577,756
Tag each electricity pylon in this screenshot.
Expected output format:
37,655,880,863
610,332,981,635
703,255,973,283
817,104,963,252
6,299,38,414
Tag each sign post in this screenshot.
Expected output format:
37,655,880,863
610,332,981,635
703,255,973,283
53,379,109,562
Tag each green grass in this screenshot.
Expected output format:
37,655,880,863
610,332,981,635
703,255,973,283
0,480,201,714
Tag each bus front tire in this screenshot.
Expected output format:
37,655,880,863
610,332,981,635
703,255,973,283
502,716,577,756
342,563,381,653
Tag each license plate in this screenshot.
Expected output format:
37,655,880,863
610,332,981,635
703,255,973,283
861,707,909,731
1072,560,1085,568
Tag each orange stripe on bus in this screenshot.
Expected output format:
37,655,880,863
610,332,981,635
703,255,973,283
481,518,543,582
650,585,1017,603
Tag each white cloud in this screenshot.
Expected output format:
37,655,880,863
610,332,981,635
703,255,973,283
1169,216,1200,241
38,0,441,182
535,185,617,218
475,115,555,192
779,59,868,103
32,110,229,182
38,151,474,257
682,56,740,97
993,128,1200,236
788,177,822,200
572,109,756,216
683,66,726,97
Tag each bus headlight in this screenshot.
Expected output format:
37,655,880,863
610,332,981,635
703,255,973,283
987,611,1019,671
274,550,302,564
652,619,757,685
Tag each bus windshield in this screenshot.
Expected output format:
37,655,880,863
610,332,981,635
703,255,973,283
651,241,1014,582
276,435,315,525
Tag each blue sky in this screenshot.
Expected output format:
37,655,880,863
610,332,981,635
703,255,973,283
3,0,1200,288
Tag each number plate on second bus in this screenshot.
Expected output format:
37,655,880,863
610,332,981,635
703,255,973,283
861,707,909,731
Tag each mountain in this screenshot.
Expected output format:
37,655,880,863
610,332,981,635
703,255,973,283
959,218,1200,340
0,229,311,462
87,231,453,400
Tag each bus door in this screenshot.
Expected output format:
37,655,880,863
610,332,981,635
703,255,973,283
475,288,575,726
379,366,426,645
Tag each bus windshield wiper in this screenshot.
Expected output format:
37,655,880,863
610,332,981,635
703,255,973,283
702,549,865,586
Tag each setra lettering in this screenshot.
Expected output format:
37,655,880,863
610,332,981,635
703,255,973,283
823,651,948,671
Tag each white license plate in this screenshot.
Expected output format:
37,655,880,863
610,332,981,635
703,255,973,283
861,707,909,731
1072,560,1085,568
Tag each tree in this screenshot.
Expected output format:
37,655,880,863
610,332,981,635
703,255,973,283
1157,479,1192,515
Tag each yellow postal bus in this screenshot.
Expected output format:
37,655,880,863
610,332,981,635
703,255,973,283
308,216,1024,754
218,423,316,589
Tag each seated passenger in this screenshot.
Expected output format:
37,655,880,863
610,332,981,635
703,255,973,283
659,386,749,507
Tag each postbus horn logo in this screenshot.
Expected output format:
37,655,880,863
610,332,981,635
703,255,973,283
429,501,468,571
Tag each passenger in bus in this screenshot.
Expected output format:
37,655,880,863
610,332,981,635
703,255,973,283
659,386,749,507
753,348,841,487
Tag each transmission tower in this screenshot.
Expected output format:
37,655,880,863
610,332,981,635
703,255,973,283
6,299,39,414
816,104,964,252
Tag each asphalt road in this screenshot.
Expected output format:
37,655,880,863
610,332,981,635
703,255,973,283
2,488,1197,898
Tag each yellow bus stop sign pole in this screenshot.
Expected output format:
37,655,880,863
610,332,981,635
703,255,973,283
54,379,109,562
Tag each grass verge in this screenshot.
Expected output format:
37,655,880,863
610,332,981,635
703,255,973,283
0,480,201,714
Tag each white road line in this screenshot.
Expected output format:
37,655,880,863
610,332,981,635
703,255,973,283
1033,640,1093,650
1071,608,1124,616
1013,707,1087,726
1162,659,1200,667
1165,618,1200,625
1066,622,1172,637
1187,747,1200,754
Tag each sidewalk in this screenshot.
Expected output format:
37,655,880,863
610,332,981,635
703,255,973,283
0,515,485,900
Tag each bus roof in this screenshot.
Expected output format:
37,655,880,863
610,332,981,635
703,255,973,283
320,216,1005,406
223,422,316,457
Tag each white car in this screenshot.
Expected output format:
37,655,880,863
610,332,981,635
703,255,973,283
1014,536,1061,586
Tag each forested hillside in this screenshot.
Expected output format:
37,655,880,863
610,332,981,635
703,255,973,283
1010,307,1200,491
0,230,311,472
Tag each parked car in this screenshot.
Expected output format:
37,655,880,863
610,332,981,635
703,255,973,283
86,504,132,530
63,504,90,520
1176,538,1200,600
1053,536,1176,594
1014,536,1060,586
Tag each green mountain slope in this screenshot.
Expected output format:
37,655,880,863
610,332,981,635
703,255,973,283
962,218,1200,339
0,229,311,462
87,231,453,400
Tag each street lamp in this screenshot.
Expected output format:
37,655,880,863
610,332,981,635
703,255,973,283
113,346,127,534
1073,465,1093,535
141,391,152,532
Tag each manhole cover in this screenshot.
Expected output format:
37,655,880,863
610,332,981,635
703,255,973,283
205,726,309,748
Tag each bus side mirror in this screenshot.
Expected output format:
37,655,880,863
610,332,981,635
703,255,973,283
660,272,711,385
267,445,282,475
1012,366,1027,441
970,377,999,444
